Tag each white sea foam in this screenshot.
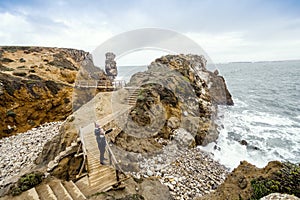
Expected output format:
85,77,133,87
201,98,300,171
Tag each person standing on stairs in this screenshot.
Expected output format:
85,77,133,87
94,123,107,165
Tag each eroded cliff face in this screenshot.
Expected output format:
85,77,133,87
121,54,233,147
0,46,109,138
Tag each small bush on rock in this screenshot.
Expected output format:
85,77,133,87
11,172,44,196
251,162,300,199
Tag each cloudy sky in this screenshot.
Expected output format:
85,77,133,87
1,0,300,64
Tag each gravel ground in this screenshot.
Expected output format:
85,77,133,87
0,121,62,188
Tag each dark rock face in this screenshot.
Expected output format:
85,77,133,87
105,52,118,78
51,152,84,181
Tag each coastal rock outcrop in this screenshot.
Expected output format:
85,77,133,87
197,161,300,200
0,46,109,138
36,54,233,167
105,52,118,78
120,54,233,147
33,53,233,199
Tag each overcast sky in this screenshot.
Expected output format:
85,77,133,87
1,0,300,64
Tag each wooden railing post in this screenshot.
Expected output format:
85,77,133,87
76,128,88,179
105,139,121,181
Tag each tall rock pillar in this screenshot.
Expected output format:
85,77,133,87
105,52,117,79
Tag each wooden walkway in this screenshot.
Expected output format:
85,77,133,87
74,80,126,89
0,89,142,200
75,105,133,196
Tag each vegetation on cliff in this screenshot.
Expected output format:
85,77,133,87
198,161,300,200
250,162,300,199
11,171,43,196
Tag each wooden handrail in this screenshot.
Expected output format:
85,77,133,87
74,80,127,89
76,128,88,179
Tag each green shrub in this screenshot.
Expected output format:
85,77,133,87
251,179,280,199
11,172,43,196
251,162,300,199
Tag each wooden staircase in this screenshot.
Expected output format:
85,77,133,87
1,105,135,200
1,179,86,200
125,87,141,106
75,106,132,196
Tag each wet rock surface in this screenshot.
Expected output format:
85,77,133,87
0,121,62,189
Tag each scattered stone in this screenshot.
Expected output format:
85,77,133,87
129,140,229,200
0,121,62,188
238,176,247,189
19,58,26,63
240,139,248,146
167,117,180,129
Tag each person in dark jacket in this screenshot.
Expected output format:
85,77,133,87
94,123,107,165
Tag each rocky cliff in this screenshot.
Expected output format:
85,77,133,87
120,54,233,148
36,54,233,164
197,161,300,200
0,46,109,138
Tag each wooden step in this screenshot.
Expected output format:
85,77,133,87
62,181,86,200
88,179,118,194
74,176,116,197
89,171,116,186
36,184,57,200
13,188,40,200
49,181,73,200
86,151,101,157
89,167,115,177
88,166,114,174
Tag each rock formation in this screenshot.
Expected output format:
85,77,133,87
0,46,110,138
36,54,234,168
197,161,300,200
105,52,118,79
119,54,233,148
21,53,234,199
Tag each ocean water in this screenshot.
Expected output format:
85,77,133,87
117,61,300,170
202,60,300,170
116,65,148,82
